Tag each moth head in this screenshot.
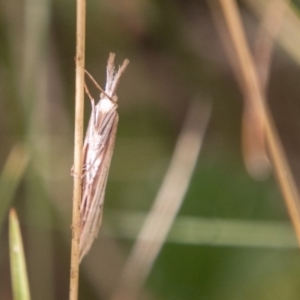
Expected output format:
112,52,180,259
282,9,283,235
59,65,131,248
101,92,118,103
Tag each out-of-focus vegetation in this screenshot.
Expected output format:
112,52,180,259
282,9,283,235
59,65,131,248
9,209,31,300
1,0,300,299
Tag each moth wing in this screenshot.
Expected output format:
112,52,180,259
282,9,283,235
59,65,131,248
80,114,119,261
80,105,116,219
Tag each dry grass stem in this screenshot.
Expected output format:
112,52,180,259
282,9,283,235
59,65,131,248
218,0,300,245
111,100,211,300
208,0,268,180
69,0,86,298
209,0,286,180
241,0,287,180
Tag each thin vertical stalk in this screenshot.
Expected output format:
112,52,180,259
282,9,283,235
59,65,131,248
69,0,86,299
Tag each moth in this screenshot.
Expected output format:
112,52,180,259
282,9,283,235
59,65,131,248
79,53,129,261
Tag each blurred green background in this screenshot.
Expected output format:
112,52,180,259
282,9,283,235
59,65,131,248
1,0,300,299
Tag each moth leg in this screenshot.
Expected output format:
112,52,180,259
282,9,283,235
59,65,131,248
84,83,95,104
85,70,113,100
70,166,85,179
80,164,88,178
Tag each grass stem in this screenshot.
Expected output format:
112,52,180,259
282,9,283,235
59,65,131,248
69,0,86,299
218,0,300,246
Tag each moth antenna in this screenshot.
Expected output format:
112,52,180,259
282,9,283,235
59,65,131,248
106,53,116,93
111,59,130,96
106,53,129,97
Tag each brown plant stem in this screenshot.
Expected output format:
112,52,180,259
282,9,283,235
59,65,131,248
69,0,86,299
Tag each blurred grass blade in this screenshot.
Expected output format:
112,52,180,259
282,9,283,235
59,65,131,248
218,0,300,245
242,0,286,180
253,0,286,91
0,144,29,231
107,211,298,249
243,0,300,66
242,100,270,180
9,208,31,300
208,0,271,180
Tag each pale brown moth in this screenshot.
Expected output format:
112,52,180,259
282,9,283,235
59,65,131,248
79,53,129,261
